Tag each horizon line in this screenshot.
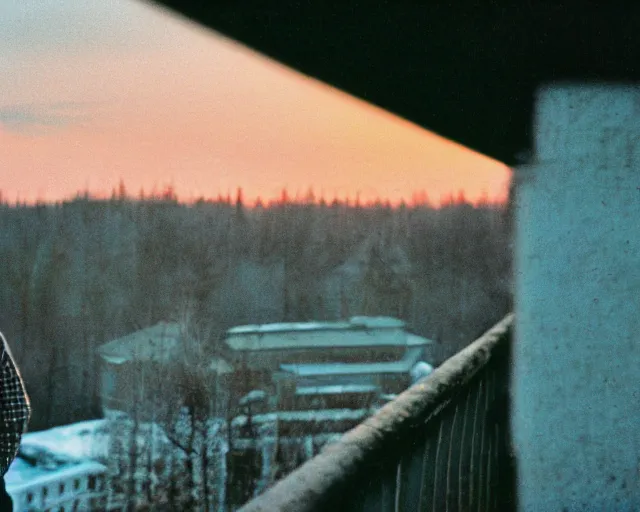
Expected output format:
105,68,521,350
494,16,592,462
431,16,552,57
1,179,508,209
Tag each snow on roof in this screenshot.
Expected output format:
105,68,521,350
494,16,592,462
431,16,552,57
407,333,435,346
411,362,435,383
6,458,106,493
97,322,182,364
231,408,370,427
295,384,378,396
6,420,110,493
294,375,374,388
19,420,110,461
281,361,407,377
279,347,424,377
227,316,405,336
239,389,268,405
208,357,234,374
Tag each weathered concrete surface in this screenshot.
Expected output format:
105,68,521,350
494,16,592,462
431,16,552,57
513,84,640,511
238,314,513,512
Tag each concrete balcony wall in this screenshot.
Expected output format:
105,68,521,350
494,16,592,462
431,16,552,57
513,84,640,511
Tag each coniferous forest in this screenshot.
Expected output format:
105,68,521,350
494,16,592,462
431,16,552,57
0,188,512,431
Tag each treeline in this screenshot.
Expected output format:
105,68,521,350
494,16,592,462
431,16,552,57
0,193,512,431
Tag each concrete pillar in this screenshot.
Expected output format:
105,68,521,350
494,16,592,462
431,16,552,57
513,84,640,511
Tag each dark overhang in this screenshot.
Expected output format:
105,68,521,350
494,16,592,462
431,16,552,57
148,2,639,165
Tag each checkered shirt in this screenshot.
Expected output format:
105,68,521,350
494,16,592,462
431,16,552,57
0,333,30,476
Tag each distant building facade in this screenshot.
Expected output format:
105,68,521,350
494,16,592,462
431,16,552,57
6,421,110,511
96,317,436,509
97,322,233,422
224,316,434,411
222,316,435,507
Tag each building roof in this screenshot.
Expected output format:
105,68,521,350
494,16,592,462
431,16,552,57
225,317,431,352
6,420,109,494
97,323,233,373
97,322,182,364
407,334,434,346
6,458,107,495
279,347,425,377
295,384,378,396
231,408,371,427
227,316,405,336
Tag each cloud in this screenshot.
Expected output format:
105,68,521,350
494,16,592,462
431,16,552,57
0,102,93,135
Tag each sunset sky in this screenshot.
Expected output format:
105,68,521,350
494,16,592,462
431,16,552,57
1,0,510,206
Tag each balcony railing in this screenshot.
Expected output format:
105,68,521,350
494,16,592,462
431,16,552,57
239,314,515,512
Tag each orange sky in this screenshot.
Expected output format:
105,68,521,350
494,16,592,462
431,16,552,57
0,0,510,206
